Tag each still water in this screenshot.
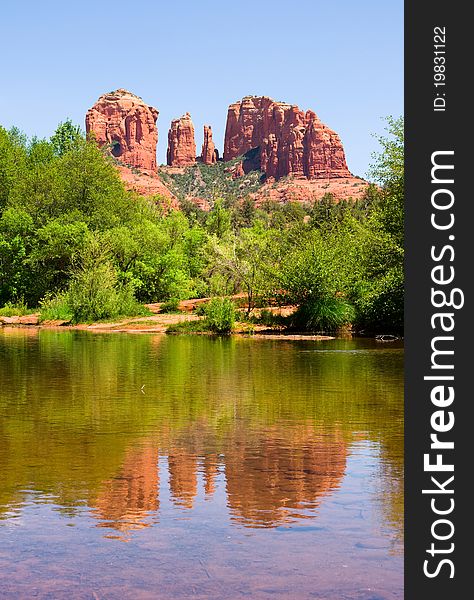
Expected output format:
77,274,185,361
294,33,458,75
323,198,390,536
0,329,403,599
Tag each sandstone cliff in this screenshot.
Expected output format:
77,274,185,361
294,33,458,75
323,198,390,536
86,89,159,172
223,96,351,180
201,125,218,164
167,113,196,166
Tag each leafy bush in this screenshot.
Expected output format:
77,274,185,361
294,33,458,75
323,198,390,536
0,299,32,317
39,293,73,322
67,259,119,322
161,297,180,313
290,297,355,332
38,239,148,323
352,267,404,333
204,297,235,334
68,270,145,323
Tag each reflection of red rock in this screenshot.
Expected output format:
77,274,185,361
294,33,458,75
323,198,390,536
91,444,159,537
168,449,198,508
167,113,196,166
224,96,351,180
86,89,159,173
203,454,219,496
201,125,218,164
224,426,347,527
89,423,347,535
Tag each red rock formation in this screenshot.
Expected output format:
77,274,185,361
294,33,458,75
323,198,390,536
223,96,351,180
251,176,369,206
166,113,196,166
303,110,350,178
201,125,218,164
86,89,158,172
117,166,179,209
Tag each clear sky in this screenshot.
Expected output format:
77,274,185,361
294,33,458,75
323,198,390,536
0,0,403,178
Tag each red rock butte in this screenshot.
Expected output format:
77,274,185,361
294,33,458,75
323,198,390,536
84,89,367,206
201,125,218,165
85,89,159,173
166,113,196,167
223,96,351,180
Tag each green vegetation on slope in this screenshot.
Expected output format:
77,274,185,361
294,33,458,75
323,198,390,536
158,157,263,206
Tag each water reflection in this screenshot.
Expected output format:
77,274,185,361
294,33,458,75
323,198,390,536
0,329,404,598
168,448,199,509
85,425,348,537
92,442,160,538
224,426,347,527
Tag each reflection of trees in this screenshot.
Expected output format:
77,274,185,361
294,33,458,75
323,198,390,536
0,330,403,539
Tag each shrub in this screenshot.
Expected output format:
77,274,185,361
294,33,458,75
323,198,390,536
61,238,148,323
0,299,32,317
352,268,404,334
68,276,146,323
160,297,180,313
204,297,235,334
39,287,149,324
67,261,122,322
290,297,355,332
39,257,148,324
39,293,73,322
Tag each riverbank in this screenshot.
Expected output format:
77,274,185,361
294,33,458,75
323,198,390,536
0,315,335,340
0,301,339,339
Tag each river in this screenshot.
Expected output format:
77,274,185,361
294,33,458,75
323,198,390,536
0,329,403,599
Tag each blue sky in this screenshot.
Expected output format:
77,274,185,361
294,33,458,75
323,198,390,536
0,0,403,178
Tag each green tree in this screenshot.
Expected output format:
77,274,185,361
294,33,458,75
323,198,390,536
205,199,231,239
28,218,90,299
209,223,281,313
350,116,404,332
50,120,83,156
0,208,34,304
0,127,27,212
